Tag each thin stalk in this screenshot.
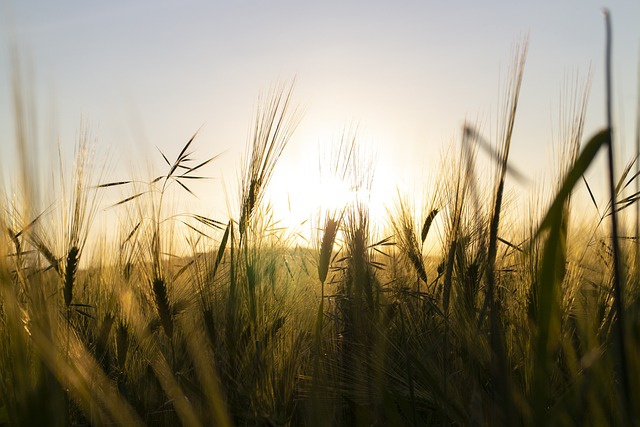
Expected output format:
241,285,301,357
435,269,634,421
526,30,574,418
485,42,527,425
603,9,631,418
399,306,418,427
635,46,640,265
227,221,236,371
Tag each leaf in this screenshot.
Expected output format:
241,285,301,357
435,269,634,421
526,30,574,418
180,153,194,163
606,191,640,215
369,260,386,270
464,125,530,184
209,222,230,282
498,236,524,253
615,190,640,207
70,303,95,309
75,309,96,319
191,215,226,230
613,199,638,214
536,129,608,237
368,235,394,248
168,129,200,178
582,176,599,215
373,247,391,257
615,155,637,196
173,259,195,282
531,205,567,419
176,175,210,180
184,153,222,175
96,180,133,188
12,206,52,238
111,192,146,207
181,221,212,239
157,147,171,167
122,222,141,246
175,179,196,197
622,169,640,193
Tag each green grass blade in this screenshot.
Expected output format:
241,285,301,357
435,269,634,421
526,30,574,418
614,155,636,196
95,180,133,188
111,192,146,208
582,176,600,215
536,129,608,236
168,130,200,178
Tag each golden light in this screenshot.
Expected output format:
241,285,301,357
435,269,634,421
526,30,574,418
314,174,360,214
269,167,362,233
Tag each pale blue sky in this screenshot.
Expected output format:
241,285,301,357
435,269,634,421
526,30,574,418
2,1,640,227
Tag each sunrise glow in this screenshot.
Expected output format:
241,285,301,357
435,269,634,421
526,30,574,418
3,2,640,426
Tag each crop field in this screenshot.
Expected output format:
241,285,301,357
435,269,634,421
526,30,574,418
2,18,640,427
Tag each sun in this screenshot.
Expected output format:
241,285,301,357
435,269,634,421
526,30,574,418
265,136,401,238
314,174,359,214
297,174,360,218
267,163,366,234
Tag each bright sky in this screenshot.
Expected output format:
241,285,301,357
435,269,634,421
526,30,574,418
1,1,640,239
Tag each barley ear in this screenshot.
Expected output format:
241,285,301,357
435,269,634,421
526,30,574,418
152,277,173,339
318,218,339,285
64,246,79,308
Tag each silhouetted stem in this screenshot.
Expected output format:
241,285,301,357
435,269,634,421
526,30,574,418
603,9,631,418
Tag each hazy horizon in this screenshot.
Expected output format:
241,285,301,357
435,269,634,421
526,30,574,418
2,1,640,233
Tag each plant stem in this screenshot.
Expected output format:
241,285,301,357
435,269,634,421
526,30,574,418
603,9,631,419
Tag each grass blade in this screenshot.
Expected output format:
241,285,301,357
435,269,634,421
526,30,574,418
582,176,600,215
111,192,146,208
536,129,608,236
95,180,133,188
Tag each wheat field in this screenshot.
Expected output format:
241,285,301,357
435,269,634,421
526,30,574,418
2,19,640,426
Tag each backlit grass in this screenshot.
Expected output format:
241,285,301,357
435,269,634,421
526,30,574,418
1,16,639,427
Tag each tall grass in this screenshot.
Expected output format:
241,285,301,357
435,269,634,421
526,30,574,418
2,12,640,427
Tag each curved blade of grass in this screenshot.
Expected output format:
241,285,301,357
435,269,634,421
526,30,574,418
367,235,394,248
182,153,222,176
582,176,600,215
95,180,134,188
175,175,211,180
191,214,226,230
181,221,211,239
497,236,524,253
110,192,146,208
157,147,172,167
532,208,567,426
615,155,637,196
463,125,530,185
208,221,230,283
168,130,200,179
536,129,608,237
622,168,640,192
175,179,196,197
11,205,52,238
172,259,195,282
122,221,141,247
